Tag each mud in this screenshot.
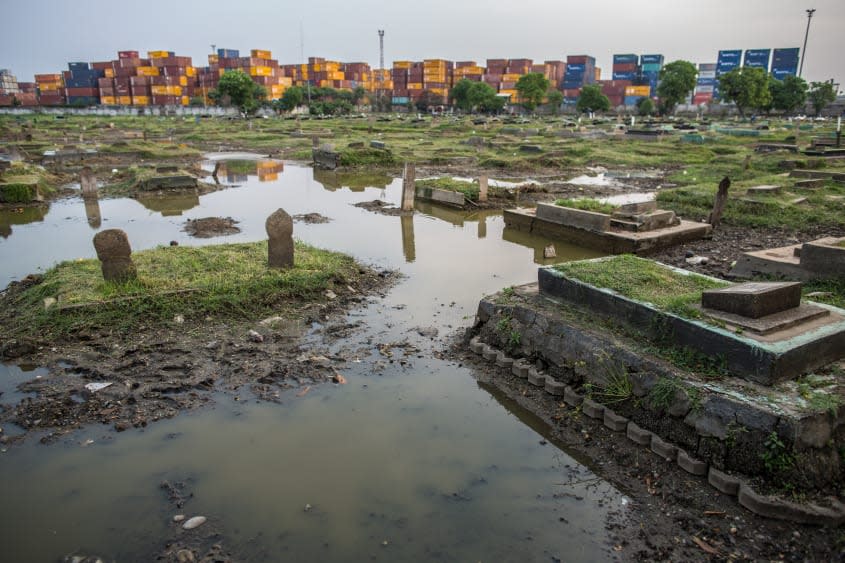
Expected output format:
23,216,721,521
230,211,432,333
183,217,241,238
292,212,332,224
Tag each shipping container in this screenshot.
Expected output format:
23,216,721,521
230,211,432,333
613,54,639,64
148,50,170,59
118,51,139,59
217,49,240,59
251,49,272,59
743,49,771,70
698,63,717,72
624,85,651,96
68,62,90,71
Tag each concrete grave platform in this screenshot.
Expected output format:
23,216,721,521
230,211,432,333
538,259,845,385
414,186,466,208
504,204,710,255
731,237,845,281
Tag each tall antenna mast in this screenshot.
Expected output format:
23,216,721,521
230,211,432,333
378,29,385,71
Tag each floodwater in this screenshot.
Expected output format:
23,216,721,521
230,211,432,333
0,161,628,562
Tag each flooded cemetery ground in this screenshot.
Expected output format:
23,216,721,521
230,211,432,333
2,115,845,561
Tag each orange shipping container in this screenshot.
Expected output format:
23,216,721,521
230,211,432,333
148,50,169,58
181,96,189,106
136,67,160,77
249,66,273,77
100,96,116,105
104,68,115,78
186,66,196,77
118,95,132,105
624,85,651,96
132,96,150,105
251,49,272,59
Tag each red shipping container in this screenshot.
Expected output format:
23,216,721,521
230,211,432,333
98,78,113,89
99,87,115,96
115,67,136,78
118,58,142,69
92,61,113,71
65,87,97,96
119,51,139,59
612,63,637,72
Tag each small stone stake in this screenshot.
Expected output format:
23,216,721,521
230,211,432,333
707,176,731,228
80,166,97,198
478,175,488,202
401,162,415,211
312,136,320,148
266,208,294,269
93,229,137,282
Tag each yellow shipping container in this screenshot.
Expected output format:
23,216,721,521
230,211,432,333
181,96,189,106
148,50,170,58
278,77,293,86
179,76,188,86
168,86,182,96
208,54,219,64
151,85,168,95
152,85,182,96
186,66,196,77
393,61,412,69
319,80,332,88
329,71,345,80
104,68,115,78
39,82,63,90
136,66,160,77
503,73,523,81
118,96,132,105
132,96,150,106
624,85,651,96
325,62,340,71
251,49,272,59
249,66,273,77
428,88,447,96
408,83,423,90
100,96,116,105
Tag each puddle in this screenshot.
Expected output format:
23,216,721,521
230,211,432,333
0,160,622,561
566,173,626,188
0,363,45,404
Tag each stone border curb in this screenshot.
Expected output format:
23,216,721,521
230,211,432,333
603,409,628,431
467,337,845,526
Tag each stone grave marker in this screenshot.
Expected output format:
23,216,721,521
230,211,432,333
93,229,137,282
266,209,294,269
478,175,488,202
401,163,415,211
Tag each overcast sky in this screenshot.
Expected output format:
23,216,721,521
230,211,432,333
2,0,842,88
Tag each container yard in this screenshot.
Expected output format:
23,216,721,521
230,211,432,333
0,45,806,109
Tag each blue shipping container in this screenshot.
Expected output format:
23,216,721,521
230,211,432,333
640,54,664,64
566,64,586,72
217,48,240,59
612,72,637,81
391,97,409,104
696,77,716,86
717,50,742,63
772,48,800,62
743,49,771,70
624,96,645,106
613,54,638,64
68,62,90,71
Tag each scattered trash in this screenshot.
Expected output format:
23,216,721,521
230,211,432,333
174,314,185,324
544,244,556,259
173,514,185,522
325,290,337,300
181,516,207,530
296,386,311,397
248,330,264,343
84,382,113,393
332,369,347,384
685,256,709,265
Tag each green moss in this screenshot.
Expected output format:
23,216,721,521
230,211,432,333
553,198,617,214
339,147,397,167
0,182,37,203
554,255,730,315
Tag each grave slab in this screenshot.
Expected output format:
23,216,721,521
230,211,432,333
701,282,801,319
745,185,781,195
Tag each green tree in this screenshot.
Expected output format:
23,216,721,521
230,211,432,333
717,67,771,117
415,90,444,112
275,86,304,112
212,70,266,114
575,84,610,113
515,73,550,111
768,75,808,115
451,79,504,113
450,78,475,111
656,60,698,115
636,97,655,116
351,86,367,106
546,90,564,114
808,81,836,116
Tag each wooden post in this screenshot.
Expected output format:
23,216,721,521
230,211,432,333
707,176,731,228
401,162,415,211
478,174,488,202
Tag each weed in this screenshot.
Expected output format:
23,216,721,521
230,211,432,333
760,431,794,473
553,198,618,215
590,352,632,404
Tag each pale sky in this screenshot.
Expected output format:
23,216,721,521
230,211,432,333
2,0,842,88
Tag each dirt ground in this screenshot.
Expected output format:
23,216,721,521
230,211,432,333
183,216,241,238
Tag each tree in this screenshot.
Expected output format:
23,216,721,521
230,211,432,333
515,73,550,111
351,86,367,106
656,60,697,115
212,70,266,114
636,97,655,116
575,84,610,113
546,90,564,114
415,90,444,112
717,67,771,117
275,86,304,112
768,75,808,115
451,79,503,113
808,81,836,116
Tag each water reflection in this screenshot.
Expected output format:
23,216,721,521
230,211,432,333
400,214,415,262
0,205,48,238
312,169,392,192
502,225,599,265
415,201,501,228
135,192,200,217
214,159,284,183
83,196,101,228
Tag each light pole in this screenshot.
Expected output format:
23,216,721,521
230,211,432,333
798,8,815,78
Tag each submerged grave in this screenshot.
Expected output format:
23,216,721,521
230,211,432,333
504,199,711,254
472,255,845,494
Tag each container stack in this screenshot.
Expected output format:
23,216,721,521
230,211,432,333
368,68,392,92
562,55,596,104
715,50,742,100
598,80,630,107
216,49,292,100
484,59,508,94
0,69,20,95
391,61,411,105
35,73,65,106
612,54,638,81
454,61,484,84
743,49,771,71
693,62,717,105
422,59,451,100
638,54,663,97
147,50,194,106
540,60,566,87
624,85,651,106
0,69,30,106
63,62,104,106
771,48,800,80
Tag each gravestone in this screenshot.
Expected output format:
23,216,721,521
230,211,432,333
702,282,801,319
401,163,415,211
80,167,97,198
93,229,137,282
478,175,488,203
266,208,294,269
312,136,320,148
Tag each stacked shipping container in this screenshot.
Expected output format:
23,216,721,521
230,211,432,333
693,62,716,105
771,48,800,80
743,49,771,71
562,55,596,104
714,49,742,100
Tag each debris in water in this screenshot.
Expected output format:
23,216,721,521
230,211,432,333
181,516,207,530
544,244,556,259
84,382,113,393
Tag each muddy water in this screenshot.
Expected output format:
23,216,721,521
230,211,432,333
0,162,625,562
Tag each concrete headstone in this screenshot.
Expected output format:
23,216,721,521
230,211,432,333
80,166,97,198
702,282,801,319
93,229,137,282
401,163,415,212
478,175,488,202
266,208,294,269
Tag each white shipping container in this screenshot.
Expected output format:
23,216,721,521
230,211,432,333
695,85,715,94
699,70,716,79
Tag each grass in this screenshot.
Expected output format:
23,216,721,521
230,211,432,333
1,240,366,339
98,140,200,159
554,255,730,317
0,161,60,199
553,198,618,214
